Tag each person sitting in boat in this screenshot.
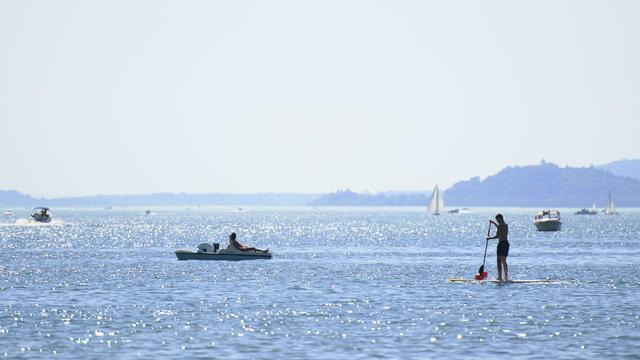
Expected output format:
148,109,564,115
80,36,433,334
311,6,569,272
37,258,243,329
486,213,509,283
229,232,269,253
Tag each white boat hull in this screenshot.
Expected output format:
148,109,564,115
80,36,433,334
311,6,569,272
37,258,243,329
175,243,272,261
30,215,51,223
534,219,562,231
175,250,271,261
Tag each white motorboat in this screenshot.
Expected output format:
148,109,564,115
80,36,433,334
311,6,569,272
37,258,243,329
30,207,52,223
428,185,444,215
603,192,617,215
175,243,272,261
533,210,562,231
3,210,14,216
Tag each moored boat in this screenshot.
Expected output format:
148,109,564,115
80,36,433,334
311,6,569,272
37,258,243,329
175,243,272,261
30,207,52,223
575,204,598,215
3,210,14,216
533,210,562,231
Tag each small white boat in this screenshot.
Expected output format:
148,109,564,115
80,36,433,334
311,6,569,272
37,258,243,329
603,192,617,215
533,210,562,231
575,204,598,215
175,243,272,261
3,210,14,216
428,185,444,215
30,207,52,223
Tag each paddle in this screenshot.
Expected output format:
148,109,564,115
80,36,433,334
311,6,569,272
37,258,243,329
476,221,492,279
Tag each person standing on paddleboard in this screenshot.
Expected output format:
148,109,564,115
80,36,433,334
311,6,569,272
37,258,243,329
486,214,509,283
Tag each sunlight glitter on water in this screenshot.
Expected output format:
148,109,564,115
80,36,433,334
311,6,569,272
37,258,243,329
1,208,640,358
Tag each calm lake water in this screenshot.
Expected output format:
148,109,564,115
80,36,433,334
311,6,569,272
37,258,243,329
1,207,639,359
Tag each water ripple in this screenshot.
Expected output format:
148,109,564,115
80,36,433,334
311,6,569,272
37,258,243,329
1,208,639,358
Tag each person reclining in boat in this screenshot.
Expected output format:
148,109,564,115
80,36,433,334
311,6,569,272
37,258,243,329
229,232,269,253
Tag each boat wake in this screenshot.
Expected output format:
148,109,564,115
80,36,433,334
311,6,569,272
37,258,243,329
0,218,66,227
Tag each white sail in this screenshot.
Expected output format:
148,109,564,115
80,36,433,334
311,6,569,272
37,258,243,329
428,185,444,214
604,192,617,214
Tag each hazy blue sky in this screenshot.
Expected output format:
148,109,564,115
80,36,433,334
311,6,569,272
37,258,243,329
1,1,639,196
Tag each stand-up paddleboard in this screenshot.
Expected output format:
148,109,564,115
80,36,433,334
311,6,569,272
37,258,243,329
448,277,554,284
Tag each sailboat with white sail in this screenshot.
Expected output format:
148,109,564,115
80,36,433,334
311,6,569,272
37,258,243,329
603,191,617,215
428,185,444,215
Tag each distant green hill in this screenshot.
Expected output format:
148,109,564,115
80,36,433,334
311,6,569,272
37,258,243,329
4,159,640,207
0,190,38,207
598,158,640,180
445,161,640,207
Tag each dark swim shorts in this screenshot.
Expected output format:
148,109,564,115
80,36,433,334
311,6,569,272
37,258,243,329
497,241,510,257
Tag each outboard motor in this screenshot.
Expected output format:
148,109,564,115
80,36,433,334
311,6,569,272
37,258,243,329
213,243,220,252
196,243,215,253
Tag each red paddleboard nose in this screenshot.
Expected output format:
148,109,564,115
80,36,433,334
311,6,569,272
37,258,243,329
482,272,488,280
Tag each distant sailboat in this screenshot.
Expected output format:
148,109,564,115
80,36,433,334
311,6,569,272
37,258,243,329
603,191,617,215
428,185,444,215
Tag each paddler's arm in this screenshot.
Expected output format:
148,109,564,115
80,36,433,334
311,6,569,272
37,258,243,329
486,224,500,240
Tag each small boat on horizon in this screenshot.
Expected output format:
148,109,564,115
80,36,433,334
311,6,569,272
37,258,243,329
30,207,52,223
533,210,562,231
3,210,14,216
575,204,598,215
